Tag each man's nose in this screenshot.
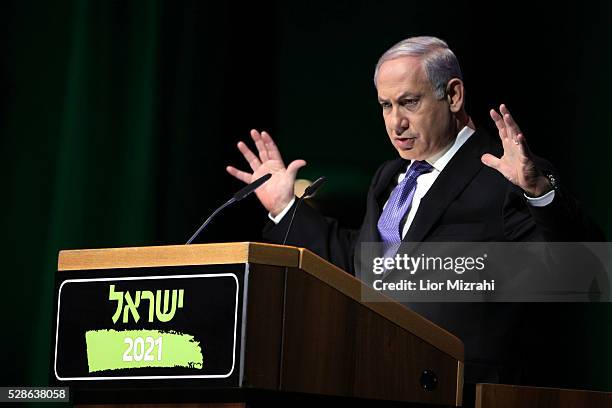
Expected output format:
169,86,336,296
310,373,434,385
392,113,409,136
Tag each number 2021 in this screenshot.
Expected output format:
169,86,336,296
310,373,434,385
123,336,162,362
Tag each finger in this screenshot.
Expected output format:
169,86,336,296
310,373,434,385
261,131,284,162
481,153,502,171
250,129,269,162
515,133,531,160
226,166,252,184
286,159,307,178
237,141,261,171
489,109,508,140
500,104,522,140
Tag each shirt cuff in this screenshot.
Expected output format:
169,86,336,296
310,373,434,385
268,197,296,224
524,189,555,207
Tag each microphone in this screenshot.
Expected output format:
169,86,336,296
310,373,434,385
282,176,327,245
186,173,272,244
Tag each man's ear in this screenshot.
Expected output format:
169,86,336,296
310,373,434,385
446,78,464,113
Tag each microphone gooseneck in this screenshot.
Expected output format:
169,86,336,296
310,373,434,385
186,173,272,245
282,176,327,245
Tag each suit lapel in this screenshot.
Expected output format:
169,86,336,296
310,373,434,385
360,158,407,243
354,158,407,277
403,130,491,243
373,158,408,201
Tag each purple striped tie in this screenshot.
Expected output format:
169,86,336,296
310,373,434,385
377,160,434,245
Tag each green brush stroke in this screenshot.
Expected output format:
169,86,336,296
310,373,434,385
85,329,203,372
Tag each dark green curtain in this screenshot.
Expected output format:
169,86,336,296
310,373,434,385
2,0,160,387
1,0,611,395
575,1,612,391
0,0,280,388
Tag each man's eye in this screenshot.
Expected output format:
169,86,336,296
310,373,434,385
401,99,419,107
380,102,391,109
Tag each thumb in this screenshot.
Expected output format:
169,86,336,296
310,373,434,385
286,159,307,178
481,153,501,171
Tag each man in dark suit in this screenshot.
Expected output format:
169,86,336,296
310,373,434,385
225,36,595,384
226,36,588,264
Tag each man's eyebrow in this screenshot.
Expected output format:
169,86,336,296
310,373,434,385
377,92,420,102
397,91,420,99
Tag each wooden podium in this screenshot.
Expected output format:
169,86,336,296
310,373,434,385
53,242,464,407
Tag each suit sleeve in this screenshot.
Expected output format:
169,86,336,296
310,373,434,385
262,162,390,274
502,157,604,241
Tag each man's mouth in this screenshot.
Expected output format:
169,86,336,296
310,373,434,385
394,136,416,149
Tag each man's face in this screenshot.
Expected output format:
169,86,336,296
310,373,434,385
376,56,455,161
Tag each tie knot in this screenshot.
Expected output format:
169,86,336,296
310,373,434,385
409,160,434,177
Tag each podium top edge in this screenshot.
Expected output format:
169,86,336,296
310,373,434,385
58,242,300,271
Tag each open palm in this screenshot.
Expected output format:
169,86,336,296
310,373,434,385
226,129,306,216
481,104,551,197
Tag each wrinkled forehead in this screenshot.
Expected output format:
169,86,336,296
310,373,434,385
376,56,431,97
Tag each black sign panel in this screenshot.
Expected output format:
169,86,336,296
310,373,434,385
53,265,244,386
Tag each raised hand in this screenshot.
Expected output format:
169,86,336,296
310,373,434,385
481,104,552,197
226,129,306,216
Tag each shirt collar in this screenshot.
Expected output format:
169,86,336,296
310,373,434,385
426,125,475,172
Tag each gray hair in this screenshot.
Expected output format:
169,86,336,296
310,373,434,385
374,36,463,99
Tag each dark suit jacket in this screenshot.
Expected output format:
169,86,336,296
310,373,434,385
262,129,599,383
264,130,591,269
